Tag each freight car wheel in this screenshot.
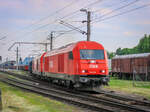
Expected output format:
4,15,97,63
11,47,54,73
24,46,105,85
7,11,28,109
69,81,74,89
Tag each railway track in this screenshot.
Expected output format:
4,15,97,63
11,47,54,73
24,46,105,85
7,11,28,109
0,77,119,112
97,90,150,106
0,70,150,112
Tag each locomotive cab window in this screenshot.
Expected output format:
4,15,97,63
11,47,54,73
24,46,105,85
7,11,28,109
80,50,104,60
68,51,73,59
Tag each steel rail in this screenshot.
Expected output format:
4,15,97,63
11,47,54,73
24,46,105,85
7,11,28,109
0,78,116,112
2,76,150,112
3,70,150,106
0,70,150,112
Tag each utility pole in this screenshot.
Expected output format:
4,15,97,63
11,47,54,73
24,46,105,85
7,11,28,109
80,9,91,41
16,47,19,70
48,31,71,51
0,89,2,111
50,32,53,50
47,32,53,51
87,11,91,41
0,56,2,64
45,43,47,52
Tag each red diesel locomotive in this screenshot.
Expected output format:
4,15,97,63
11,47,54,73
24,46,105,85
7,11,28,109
31,41,109,90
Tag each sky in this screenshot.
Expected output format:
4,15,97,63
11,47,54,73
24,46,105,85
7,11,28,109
0,0,150,62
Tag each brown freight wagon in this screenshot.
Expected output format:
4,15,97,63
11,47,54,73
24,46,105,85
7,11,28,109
111,53,150,80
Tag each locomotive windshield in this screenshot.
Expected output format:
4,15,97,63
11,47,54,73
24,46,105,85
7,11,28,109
80,50,104,60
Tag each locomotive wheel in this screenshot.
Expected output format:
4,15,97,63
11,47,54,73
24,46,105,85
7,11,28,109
65,81,74,89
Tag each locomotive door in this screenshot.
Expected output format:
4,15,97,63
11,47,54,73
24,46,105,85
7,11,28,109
58,54,64,72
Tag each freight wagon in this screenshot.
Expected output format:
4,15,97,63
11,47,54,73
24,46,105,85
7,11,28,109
111,53,150,80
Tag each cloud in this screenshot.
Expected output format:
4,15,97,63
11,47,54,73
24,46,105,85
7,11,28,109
123,31,133,36
93,22,120,30
0,0,23,9
135,20,150,25
0,0,150,60
0,0,59,15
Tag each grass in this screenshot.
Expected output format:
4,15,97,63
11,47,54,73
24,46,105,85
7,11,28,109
8,69,28,76
1,70,150,108
104,77,150,99
0,81,79,112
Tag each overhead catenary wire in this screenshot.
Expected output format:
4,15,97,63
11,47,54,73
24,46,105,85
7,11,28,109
93,0,140,21
2,1,148,44
0,36,7,41
56,0,138,36
35,0,103,28
54,3,150,39
2,0,150,60
16,0,104,38
24,0,80,28
25,0,148,40
34,0,137,36
1,0,80,39
61,0,104,21
64,0,136,23
92,3,150,24
4,0,101,40
59,20,86,35
93,0,131,13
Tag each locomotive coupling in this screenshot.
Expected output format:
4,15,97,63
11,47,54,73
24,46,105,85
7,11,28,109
101,76,109,85
79,77,89,83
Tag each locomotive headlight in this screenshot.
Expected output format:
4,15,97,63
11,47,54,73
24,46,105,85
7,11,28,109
82,70,86,73
101,70,105,73
90,60,96,63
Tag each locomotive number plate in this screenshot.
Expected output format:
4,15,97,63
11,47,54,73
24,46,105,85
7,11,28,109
89,64,98,68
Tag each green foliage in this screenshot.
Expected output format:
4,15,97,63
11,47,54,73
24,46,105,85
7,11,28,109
0,81,77,112
116,34,150,55
107,34,150,58
104,77,150,99
116,48,122,55
107,52,116,59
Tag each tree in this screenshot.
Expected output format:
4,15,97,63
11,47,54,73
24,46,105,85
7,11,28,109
115,34,150,55
116,48,122,55
107,51,116,59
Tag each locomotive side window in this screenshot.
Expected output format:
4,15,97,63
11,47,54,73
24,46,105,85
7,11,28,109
80,50,104,60
68,51,73,59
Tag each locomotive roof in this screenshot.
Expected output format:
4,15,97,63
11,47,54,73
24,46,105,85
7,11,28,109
45,41,103,57
113,53,150,59
45,42,76,56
